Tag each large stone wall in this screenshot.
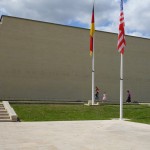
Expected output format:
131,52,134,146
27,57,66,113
0,16,149,102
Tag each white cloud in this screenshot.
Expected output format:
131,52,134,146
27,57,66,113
125,0,150,36
0,0,149,38
0,8,11,16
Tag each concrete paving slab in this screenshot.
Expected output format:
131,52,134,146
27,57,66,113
0,120,150,150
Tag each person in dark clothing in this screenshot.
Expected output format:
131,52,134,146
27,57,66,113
95,86,100,99
126,90,131,103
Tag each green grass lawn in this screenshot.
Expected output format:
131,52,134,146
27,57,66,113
12,104,150,124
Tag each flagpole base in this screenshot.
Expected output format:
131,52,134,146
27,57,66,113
84,100,99,106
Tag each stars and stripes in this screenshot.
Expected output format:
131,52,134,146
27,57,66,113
117,0,126,54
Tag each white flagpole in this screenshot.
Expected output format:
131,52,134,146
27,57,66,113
120,53,123,120
92,38,95,105
91,0,95,105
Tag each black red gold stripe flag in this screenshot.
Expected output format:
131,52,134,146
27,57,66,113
90,5,95,56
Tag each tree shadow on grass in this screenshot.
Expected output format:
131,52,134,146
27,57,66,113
133,116,150,120
124,106,150,110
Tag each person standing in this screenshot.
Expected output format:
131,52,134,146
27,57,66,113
102,92,107,102
95,86,100,99
126,90,131,103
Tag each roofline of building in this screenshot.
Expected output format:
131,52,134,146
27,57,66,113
0,15,150,41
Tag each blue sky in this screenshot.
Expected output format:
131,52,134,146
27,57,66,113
0,0,150,39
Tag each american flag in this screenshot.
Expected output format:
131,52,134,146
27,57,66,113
117,0,126,54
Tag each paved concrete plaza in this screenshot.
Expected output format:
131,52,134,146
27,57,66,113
0,120,150,150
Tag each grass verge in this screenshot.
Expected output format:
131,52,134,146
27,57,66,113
12,104,150,124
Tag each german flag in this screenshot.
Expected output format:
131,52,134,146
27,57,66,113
90,5,95,56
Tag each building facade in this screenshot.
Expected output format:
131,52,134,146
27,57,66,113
0,16,150,102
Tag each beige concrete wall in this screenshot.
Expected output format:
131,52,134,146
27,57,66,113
0,16,149,102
